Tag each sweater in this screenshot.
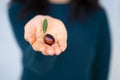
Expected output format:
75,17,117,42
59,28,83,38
8,2,111,80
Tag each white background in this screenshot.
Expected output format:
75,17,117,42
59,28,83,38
0,0,120,80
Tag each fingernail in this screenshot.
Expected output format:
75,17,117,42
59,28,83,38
48,50,54,56
56,51,61,55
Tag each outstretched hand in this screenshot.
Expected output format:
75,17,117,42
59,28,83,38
24,15,67,56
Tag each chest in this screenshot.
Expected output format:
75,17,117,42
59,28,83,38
56,20,99,70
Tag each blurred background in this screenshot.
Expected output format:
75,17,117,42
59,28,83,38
0,0,120,80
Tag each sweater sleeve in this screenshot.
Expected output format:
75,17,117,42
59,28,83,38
8,2,57,76
91,10,111,80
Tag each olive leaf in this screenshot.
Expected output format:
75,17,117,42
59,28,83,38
43,19,48,33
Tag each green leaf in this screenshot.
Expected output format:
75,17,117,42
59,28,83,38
43,19,48,33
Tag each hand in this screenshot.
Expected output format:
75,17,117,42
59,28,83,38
24,15,67,56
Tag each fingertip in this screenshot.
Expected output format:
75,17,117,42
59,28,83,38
29,38,34,45
55,51,61,55
41,52,50,56
48,49,54,56
59,41,67,52
52,44,61,55
55,47,61,55
61,45,67,52
46,45,55,56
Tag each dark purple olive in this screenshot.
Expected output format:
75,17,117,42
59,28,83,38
44,34,55,46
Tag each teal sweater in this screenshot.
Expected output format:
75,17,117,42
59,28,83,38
8,2,111,80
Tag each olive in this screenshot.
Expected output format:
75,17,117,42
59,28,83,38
44,34,55,46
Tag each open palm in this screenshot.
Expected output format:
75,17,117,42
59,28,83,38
24,15,67,56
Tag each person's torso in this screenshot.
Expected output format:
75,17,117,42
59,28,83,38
8,2,101,80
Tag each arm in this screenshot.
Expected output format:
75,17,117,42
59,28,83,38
91,10,111,80
8,2,30,52
23,15,67,75
24,46,57,76
8,2,57,76
8,2,67,76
